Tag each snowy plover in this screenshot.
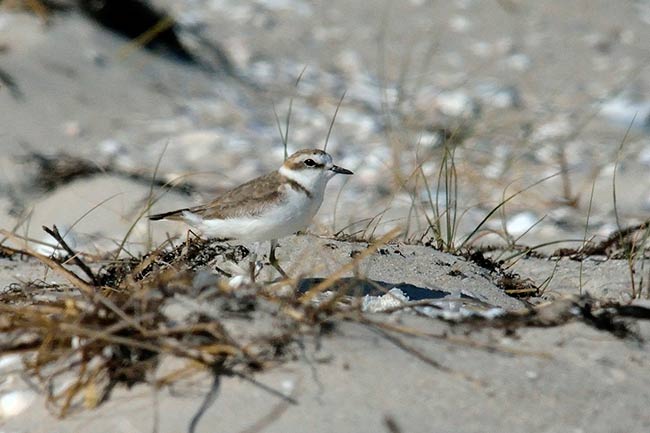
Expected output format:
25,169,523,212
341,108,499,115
149,149,353,277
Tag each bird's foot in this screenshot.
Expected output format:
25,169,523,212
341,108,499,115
270,259,289,279
269,241,288,279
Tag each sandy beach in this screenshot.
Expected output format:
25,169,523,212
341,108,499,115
1,1,650,432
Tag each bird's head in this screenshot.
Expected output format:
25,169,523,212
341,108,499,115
279,149,353,191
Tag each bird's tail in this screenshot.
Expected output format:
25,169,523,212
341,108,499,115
148,208,190,221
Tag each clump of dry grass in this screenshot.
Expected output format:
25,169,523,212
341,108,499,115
0,226,407,417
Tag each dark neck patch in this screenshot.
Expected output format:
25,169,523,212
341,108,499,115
284,177,312,199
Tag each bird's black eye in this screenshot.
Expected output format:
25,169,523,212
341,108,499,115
304,158,316,167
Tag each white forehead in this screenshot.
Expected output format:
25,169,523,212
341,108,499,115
308,152,331,164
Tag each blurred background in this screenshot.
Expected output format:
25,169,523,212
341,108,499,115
0,0,649,255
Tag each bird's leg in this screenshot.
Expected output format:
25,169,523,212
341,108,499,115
248,258,256,283
248,242,260,283
184,228,201,253
248,243,258,283
247,242,268,283
269,239,288,279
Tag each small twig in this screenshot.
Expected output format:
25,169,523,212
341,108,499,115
232,371,299,405
42,225,98,286
188,371,221,433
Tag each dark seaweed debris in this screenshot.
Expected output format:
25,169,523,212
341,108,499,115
466,251,538,298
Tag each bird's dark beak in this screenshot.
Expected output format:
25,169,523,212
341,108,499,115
330,165,353,175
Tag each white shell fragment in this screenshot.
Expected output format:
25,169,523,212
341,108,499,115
0,389,36,418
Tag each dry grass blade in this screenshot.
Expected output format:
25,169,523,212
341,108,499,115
272,102,287,159
612,114,636,234
273,65,308,160
579,180,597,293
117,15,175,60
323,90,346,152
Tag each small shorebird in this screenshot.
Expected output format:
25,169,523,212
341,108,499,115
149,149,353,278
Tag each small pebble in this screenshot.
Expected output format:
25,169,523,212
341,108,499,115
531,117,572,143
449,15,471,33
62,120,81,138
98,139,125,157
505,53,531,71
0,389,36,418
281,379,295,393
228,275,246,289
0,354,21,372
525,370,539,380
600,96,650,129
435,90,479,118
474,83,521,109
506,212,538,236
